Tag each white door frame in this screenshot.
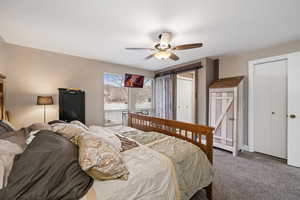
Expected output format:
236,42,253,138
248,55,288,152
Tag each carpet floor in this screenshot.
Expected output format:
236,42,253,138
191,149,300,200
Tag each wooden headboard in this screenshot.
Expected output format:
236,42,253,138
128,113,214,163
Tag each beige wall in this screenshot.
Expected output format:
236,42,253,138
4,39,300,137
0,41,7,74
219,40,300,78
3,43,153,128
218,40,300,146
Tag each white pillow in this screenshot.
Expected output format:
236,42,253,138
88,126,122,152
52,123,86,139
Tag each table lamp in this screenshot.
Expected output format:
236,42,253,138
37,96,53,123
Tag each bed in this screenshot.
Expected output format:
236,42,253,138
0,111,214,199
81,113,214,200
0,73,214,200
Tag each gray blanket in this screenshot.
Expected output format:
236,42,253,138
0,130,93,200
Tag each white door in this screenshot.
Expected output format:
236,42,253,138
287,52,300,167
177,77,193,123
253,60,287,159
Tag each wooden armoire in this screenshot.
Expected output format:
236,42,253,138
209,76,245,156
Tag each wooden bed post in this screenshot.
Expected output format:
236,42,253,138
128,113,133,127
206,130,213,164
205,128,213,200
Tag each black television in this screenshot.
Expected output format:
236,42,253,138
124,73,144,88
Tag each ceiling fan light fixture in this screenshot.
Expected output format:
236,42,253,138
160,32,172,49
155,51,171,60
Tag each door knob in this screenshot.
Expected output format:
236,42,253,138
290,114,296,119
272,112,275,115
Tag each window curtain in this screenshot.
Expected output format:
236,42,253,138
155,75,174,120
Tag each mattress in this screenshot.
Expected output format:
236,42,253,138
81,126,213,200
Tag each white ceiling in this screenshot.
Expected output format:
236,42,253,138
1,0,300,71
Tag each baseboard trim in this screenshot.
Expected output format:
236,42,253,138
239,145,249,152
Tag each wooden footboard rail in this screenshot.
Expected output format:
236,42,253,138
128,113,214,163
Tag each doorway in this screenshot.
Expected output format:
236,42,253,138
176,71,196,123
249,57,287,159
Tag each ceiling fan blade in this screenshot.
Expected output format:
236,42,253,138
172,43,203,50
145,54,155,59
125,48,155,50
169,53,179,61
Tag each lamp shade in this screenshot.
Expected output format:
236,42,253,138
37,96,53,105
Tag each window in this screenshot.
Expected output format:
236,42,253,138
104,73,128,126
104,73,154,126
133,78,154,115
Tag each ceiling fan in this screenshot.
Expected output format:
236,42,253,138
125,32,203,61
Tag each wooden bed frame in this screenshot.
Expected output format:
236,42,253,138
128,113,214,200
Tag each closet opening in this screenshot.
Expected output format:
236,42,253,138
249,57,287,159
